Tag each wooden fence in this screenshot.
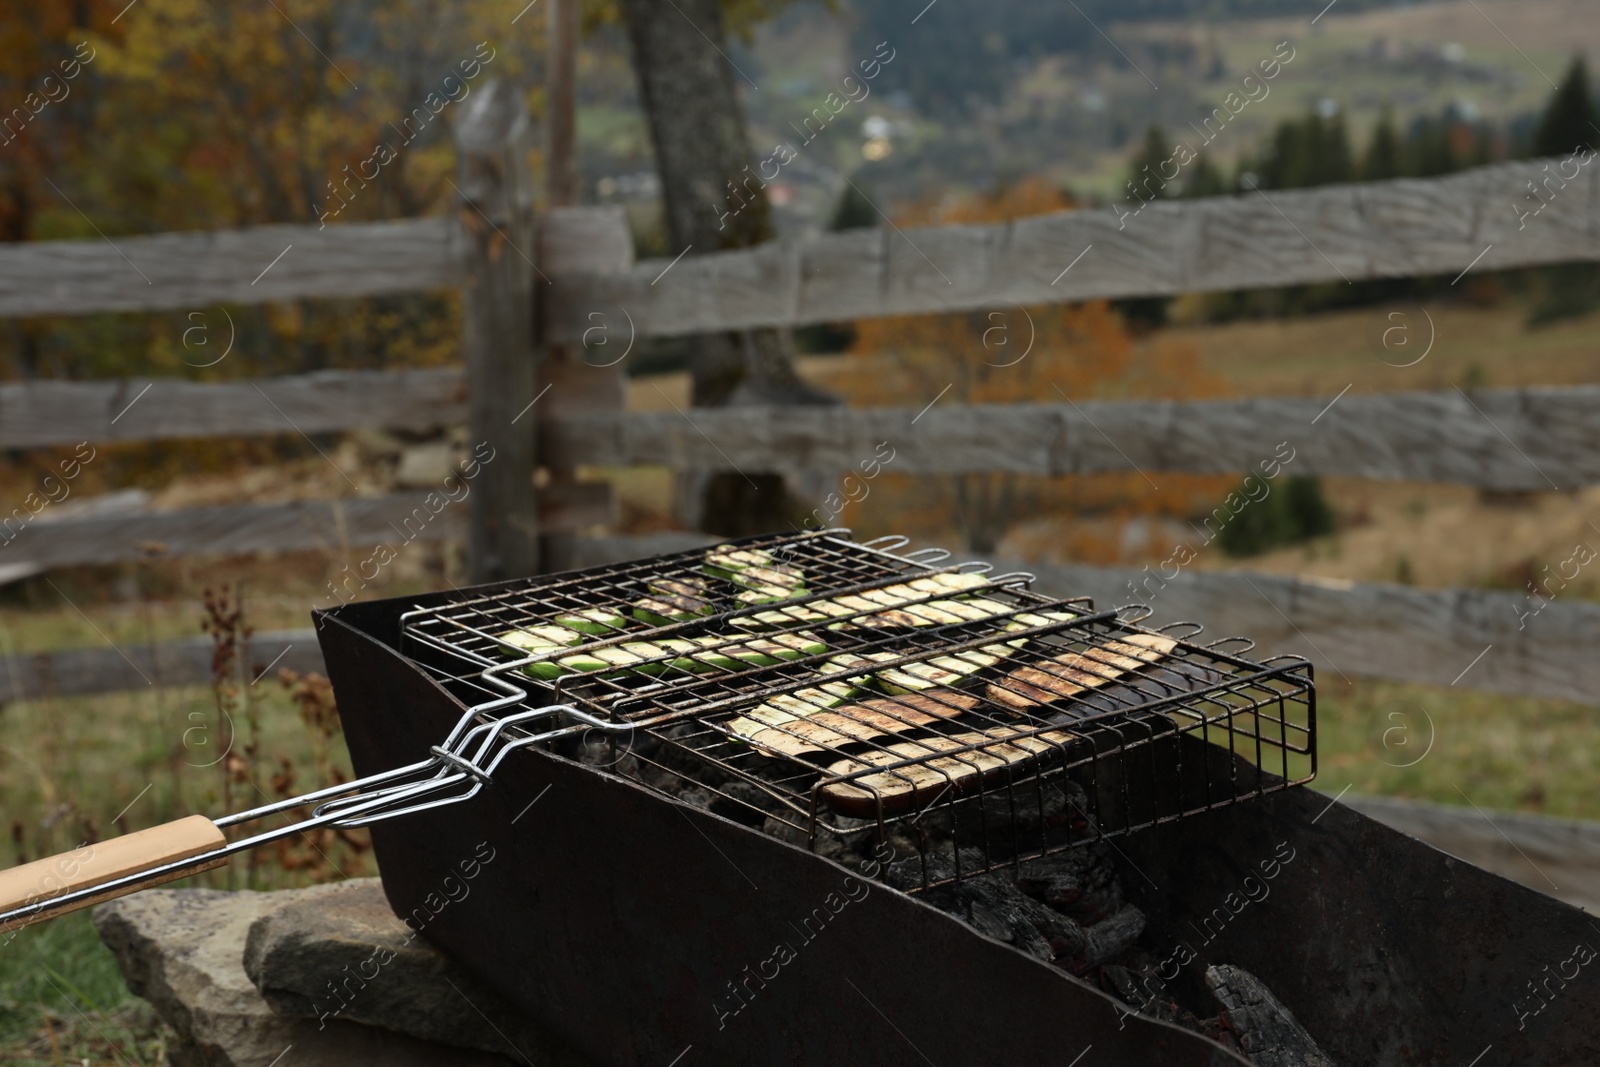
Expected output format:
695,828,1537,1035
2,81,1598,704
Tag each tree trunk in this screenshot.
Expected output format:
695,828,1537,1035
618,0,832,535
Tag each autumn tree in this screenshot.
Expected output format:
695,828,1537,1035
613,0,833,536
0,2,126,377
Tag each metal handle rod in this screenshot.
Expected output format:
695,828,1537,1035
0,698,618,932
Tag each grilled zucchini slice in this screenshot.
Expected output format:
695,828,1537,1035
875,646,1009,694
499,625,585,653
682,632,827,671
703,546,774,580
554,607,628,635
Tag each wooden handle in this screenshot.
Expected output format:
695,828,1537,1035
0,815,229,933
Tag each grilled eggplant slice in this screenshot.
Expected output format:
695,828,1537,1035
730,598,859,630
820,725,1079,816
633,594,714,626
842,595,1019,630
726,682,859,739
739,691,983,759
986,634,1176,710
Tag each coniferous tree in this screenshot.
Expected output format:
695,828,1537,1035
1124,125,1178,202
1528,58,1600,325
829,181,879,230
1257,112,1353,190
1532,56,1600,157
1183,153,1229,198
1361,109,1403,180
1316,114,1355,184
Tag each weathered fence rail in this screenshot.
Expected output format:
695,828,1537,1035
5,158,1594,336
545,385,1600,491
16,374,1595,493
0,629,321,704
0,485,611,571
545,158,1600,341
0,218,460,317
0,368,465,448
4,131,1600,703
8,537,1588,707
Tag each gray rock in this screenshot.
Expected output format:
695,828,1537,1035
94,886,517,1067
241,879,590,1066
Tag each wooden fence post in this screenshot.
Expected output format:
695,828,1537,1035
454,80,540,583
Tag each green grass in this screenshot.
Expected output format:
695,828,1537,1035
1,678,374,1063
0,912,165,1065
1315,677,1600,820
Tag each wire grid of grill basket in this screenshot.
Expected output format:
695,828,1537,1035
398,530,1316,887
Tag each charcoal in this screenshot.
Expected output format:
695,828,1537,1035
1081,903,1146,967
956,874,1087,960
1205,964,1337,1067
953,778,1089,849
890,851,1088,964
1100,965,1200,1030
964,900,1025,945
705,780,780,827
1010,844,1125,923
644,723,734,786
885,847,980,891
